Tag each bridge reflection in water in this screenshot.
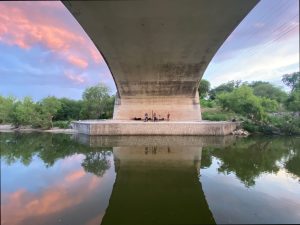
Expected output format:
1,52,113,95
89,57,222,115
2,133,299,224
73,135,236,225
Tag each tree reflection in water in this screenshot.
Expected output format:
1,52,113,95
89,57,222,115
0,132,112,177
201,136,300,187
1,132,300,224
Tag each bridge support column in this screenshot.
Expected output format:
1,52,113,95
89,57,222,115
113,92,202,121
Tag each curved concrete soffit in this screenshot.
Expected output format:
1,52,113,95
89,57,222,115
62,0,259,99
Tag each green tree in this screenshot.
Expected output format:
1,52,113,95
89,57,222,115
248,81,287,103
80,83,113,119
0,96,16,123
260,97,279,113
285,89,300,112
198,79,210,99
216,85,278,122
54,98,83,121
209,80,241,100
282,71,300,91
282,72,300,112
38,96,62,128
11,97,39,127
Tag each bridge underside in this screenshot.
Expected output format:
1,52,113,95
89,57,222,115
63,0,258,121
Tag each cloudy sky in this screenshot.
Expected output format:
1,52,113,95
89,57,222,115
0,0,299,100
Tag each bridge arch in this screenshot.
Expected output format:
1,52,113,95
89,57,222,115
63,0,258,120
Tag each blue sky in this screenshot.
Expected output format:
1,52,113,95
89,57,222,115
0,0,299,100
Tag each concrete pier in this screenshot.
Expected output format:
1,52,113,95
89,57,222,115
72,120,238,136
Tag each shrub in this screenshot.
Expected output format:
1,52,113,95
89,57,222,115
53,121,70,129
200,99,216,108
202,111,237,121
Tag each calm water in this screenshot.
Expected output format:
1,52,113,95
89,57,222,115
1,133,300,225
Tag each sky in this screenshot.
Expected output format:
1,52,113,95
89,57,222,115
0,0,299,100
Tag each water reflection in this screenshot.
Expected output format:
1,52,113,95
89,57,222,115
201,136,300,186
1,132,115,225
102,145,215,225
1,133,300,224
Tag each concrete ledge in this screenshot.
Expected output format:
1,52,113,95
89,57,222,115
72,120,238,136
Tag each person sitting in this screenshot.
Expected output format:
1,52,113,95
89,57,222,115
144,112,149,122
153,112,157,122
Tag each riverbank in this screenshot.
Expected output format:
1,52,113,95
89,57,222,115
0,124,76,134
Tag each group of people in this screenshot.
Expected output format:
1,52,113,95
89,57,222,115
144,112,170,122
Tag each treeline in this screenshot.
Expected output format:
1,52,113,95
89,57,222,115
0,83,115,129
1,72,299,134
199,71,300,134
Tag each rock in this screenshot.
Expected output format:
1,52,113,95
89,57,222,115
232,129,249,136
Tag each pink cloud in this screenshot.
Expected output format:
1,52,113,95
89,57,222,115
67,55,88,69
0,2,104,68
64,71,86,84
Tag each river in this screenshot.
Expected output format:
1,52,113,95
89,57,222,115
1,132,299,224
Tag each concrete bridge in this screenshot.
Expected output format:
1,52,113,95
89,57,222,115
63,0,258,121
65,0,259,135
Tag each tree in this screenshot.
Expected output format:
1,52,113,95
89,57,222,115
0,96,16,123
285,89,300,112
216,85,278,122
209,80,241,100
198,79,210,99
80,83,113,119
260,97,279,113
282,72,300,91
38,96,62,128
54,98,83,121
248,81,288,103
11,97,38,127
282,72,300,112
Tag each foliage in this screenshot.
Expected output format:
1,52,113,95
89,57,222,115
209,80,241,100
0,96,17,123
267,114,300,135
216,85,270,122
11,97,38,127
248,81,288,103
241,114,300,135
80,84,114,119
54,98,83,121
0,83,115,128
282,71,300,91
285,88,300,112
200,98,216,108
260,97,279,112
198,79,210,99
202,111,236,121
53,120,71,129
